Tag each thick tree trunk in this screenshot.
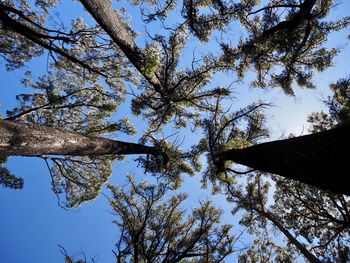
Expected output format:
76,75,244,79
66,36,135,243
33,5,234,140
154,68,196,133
259,210,321,263
79,0,164,93
0,120,156,156
221,125,350,195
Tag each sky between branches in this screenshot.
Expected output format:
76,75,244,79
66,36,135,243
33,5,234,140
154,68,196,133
0,0,349,262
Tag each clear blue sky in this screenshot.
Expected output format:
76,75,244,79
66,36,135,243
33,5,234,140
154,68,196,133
0,1,349,262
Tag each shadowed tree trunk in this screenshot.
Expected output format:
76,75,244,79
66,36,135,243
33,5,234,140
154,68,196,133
259,0,316,39
221,125,350,195
0,120,156,156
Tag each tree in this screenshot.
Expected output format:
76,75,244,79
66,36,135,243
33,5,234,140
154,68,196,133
226,174,321,263
0,118,160,207
57,176,236,262
182,0,348,94
209,77,350,196
269,77,350,262
0,0,349,261
215,78,350,262
1,0,349,195
272,178,350,262
0,119,157,156
193,94,350,195
109,176,235,262
217,124,350,195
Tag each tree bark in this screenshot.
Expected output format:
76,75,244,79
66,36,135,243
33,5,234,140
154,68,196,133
0,120,156,156
221,124,350,195
259,210,321,263
79,0,164,93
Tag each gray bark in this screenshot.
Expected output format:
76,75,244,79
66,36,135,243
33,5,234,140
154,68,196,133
0,120,156,156
79,0,164,93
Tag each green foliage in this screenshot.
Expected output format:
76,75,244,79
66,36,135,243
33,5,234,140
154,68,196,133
0,156,23,189
307,110,334,132
308,76,350,132
0,0,50,70
325,77,350,125
108,176,235,262
197,101,269,192
182,0,241,42
0,0,349,260
267,78,350,262
134,0,176,22
272,177,350,262
143,43,161,78
224,174,300,262
131,25,231,131
3,45,133,206
220,1,350,94
136,139,197,189
46,155,116,208
238,235,297,263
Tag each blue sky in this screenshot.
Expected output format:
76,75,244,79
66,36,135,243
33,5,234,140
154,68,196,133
0,1,349,262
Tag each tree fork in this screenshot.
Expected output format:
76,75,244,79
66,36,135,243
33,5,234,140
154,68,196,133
0,120,156,156
79,0,165,93
221,125,350,195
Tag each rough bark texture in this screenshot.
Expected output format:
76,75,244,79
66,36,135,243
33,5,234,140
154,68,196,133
260,210,321,263
79,0,164,92
222,125,350,195
0,120,156,156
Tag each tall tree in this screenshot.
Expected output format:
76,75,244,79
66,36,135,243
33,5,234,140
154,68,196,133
59,176,236,262
0,0,349,261
226,174,321,262
212,78,350,195
0,117,193,207
217,124,350,195
207,78,350,262
0,118,159,207
219,0,350,94
0,120,157,156
188,101,321,260
269,77,350,262
272,178,350,262
109,176,235,262
192,94,349,195
0,56,193,207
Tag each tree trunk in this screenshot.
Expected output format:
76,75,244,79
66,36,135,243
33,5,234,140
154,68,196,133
79,0,164,93
221,124,350,195
0,120,156,156
259,210,321,263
